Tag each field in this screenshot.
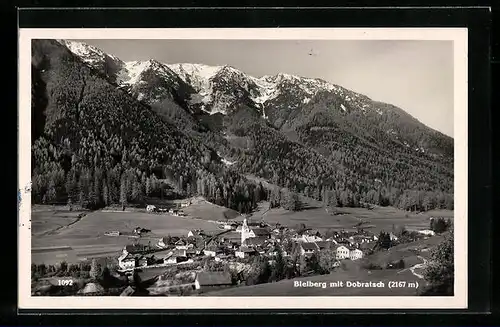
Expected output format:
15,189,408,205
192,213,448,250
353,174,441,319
31,206,86,236
250,201,453,234
181,197,241,222
31,199,453,269
31,206,220,264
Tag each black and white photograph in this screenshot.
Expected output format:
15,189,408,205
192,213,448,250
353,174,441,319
18,28,467,309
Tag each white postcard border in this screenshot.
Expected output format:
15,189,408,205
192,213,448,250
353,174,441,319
18,27,468,310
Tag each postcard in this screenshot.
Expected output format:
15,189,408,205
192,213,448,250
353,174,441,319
18,27,467,310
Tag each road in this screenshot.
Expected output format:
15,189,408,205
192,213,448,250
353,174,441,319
398,255,428,279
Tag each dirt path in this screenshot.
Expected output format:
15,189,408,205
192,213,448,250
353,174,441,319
38,212,88,237
398,255,427,279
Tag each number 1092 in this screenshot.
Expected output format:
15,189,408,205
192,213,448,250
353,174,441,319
58,279,74,286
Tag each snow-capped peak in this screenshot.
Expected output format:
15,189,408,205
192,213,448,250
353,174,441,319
117,59,178,86
58,39,122,67
169,63,223,83
58,40,377,117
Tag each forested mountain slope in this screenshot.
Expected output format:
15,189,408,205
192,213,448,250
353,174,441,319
31,39,454,212
31,39,263,213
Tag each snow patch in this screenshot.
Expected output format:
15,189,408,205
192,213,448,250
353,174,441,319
222,158,236,166
262,108,268,120
217,153,236,166
340,104,347,112
303,97,311,104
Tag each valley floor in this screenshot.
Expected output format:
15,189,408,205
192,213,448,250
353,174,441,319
29,200,453,296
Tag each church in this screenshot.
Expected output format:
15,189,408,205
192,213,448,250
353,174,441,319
239,218,271,245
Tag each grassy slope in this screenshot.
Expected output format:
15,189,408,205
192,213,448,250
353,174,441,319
203,268,423,296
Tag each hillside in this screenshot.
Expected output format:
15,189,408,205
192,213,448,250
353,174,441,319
31,39,454,213
31,39,262,214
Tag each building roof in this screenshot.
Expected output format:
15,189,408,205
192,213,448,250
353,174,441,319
125,244,147,253
222,231,241,240
172,249,187,257
204,246,223,252
237,246,259,253
196,272,232,286
301,242,319,251
251,228,271,236
245,237,268,246
77,283,105,295
152,250,174,259
315,241,333,250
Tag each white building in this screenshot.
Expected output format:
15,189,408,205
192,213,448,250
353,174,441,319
146,205,156,212
299,242,319,256
336,245,350,260
235,246,258,259
118,253,136,270
204,248,223,257
301,234,323,243
241,218,252,245
349,248,364,261
418,229,436,236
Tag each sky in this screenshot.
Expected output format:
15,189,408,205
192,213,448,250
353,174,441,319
81,39,454,137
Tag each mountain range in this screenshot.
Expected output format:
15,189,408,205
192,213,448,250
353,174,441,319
30,39,454,213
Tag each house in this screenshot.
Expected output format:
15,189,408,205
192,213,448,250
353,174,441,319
146,204,157,212
255,246,267,255
172,248,187,257
194,271,232,290
332,261,341,268
118,253,136,270
204,246,223,257
325,237,338,244
244,237,268,248
164,256,177,264
187,230,202,238
349,248,364,261
221,231,242,246
164,249,188,264
223,223,238,230
389,232,398,241
268,247,288,257
315,241,334,251
137,256,148,267
157,237,170,248
124,244,146,255
235,246,259,259
417,229,436,236
336,245,350,260
104,231,120,237
175,239,190,250
251,228,271,238
151,249,174,261
300,242,319,256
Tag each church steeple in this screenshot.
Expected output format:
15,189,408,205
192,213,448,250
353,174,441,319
241,217,250,245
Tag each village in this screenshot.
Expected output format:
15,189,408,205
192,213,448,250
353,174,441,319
109,202,442,293
31,196,451,296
